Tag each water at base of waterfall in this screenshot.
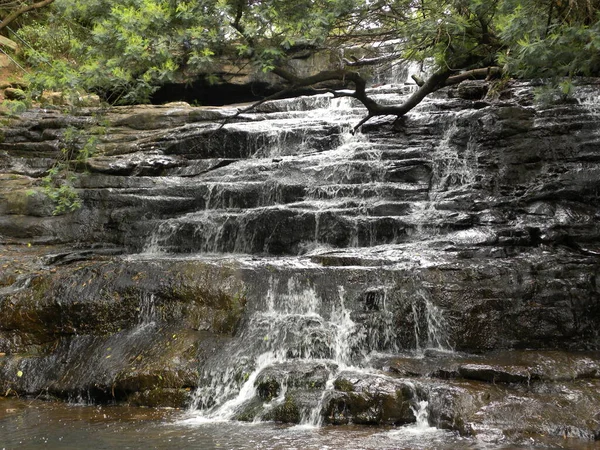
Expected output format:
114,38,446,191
164,263,457,428
0,398,491,450
4,398,595,450
184,278,387,425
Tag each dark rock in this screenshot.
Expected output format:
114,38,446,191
127,388,191,408
458,363,532,383
260,394,302,423
4,88,26,101
322,372,417,425
455,80,489,100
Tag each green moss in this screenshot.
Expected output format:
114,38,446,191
127,388,190,408
268,395,300,423
162,263,247,335
334,378,355,392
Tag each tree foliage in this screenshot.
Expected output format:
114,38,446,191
4,0,600,119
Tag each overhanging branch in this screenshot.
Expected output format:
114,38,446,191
273,65,452,130
411,66,502,87
0,0,55,32
220,62,492,132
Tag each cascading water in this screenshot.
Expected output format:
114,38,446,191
430,122,479,192
183,275,409,426
155,87,461,429
411,400,430,429
406,281,453,355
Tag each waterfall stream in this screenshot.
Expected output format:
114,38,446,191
184,275,417,425
136,87,463,427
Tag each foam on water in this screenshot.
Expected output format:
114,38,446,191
180,274,408,426
145,83,459,430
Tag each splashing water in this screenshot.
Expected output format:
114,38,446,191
411,400,430,429
184,276,400,426
412,288,453,354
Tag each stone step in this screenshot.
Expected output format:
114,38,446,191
140,205,473,255
380,350,600,383
81,180,429,213
162,122,348,159
192,158,432,186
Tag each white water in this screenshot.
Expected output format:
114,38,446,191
412,287,453,354
157,85,457,428
140,89,411,256
431,121,479,193
411,400,430,429
182,275,405,426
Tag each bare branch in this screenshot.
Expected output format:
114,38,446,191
445,66,502,85
270,65,453,129
217,85,298,130
412,66,502,87
352,114,374,133
0,0,55,33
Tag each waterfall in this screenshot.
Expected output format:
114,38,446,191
161,86,456,427
430,121,478,192
411,286,453,354
138,292,157,325
183,275,401,425
411,400,430,429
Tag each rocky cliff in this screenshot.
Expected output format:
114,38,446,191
0,80,599,445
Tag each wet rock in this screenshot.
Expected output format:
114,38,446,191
127,388,190,408
426,380,504,434
384,351,600,384
457,363,533,383
86,153,183,176
465,379,600,443
0,257,247,352
255,362,331,400
259,394,302,423
0,326,200,402
323,372,417,425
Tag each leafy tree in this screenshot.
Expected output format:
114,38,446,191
10,0,600,126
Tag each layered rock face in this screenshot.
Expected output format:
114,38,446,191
0,80,599,445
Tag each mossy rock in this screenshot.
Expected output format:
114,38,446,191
257,378,280,401
127,388,190,408
4,88,26,101
324,388,415,425
233,398,265,422
334,377,355,392
1,189,55,217
263,395,301,423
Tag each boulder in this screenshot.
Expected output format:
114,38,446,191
4,88,26,101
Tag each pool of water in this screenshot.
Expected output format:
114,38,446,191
1,399,598,450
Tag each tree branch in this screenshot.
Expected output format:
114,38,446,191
217,85,298,129
412,66,502,87
240,61,494,132
271,65,453,129
0,0,55,33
